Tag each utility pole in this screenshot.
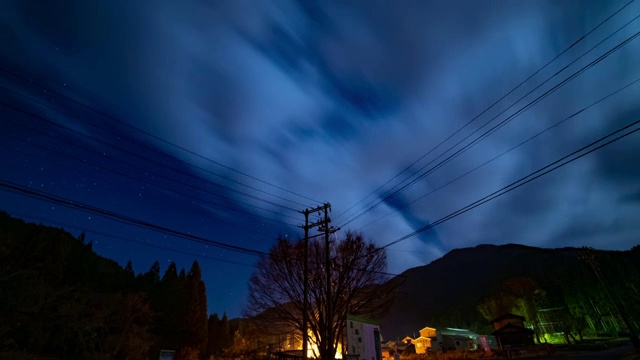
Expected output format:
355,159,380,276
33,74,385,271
324,203,332,360
300,204,327,360
317,202,338,360
581,247,640,352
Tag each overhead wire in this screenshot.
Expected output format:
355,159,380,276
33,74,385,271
333,0,637,223
0,136,299,232
0,93,304,214
0,66,322,205
357,76,640,231
339,21,640,228
8,213,257,269
1,179,360,274
1,82,314,210
0,178,270,256
3,195,402,277
336,115,640,276
0,129,300,228
374,118,640,252
0,100,310,228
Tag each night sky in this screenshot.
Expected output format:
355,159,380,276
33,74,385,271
1,0,640,319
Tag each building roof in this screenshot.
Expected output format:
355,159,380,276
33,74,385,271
419,326,436,332
441,334,473,341
490,313,526,323
438,328,480,337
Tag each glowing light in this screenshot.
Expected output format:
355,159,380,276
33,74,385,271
299,331,343,359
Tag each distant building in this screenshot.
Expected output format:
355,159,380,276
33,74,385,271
346,315,382,360
413,327,436,354
401,336,413,345
430,328,481,352
490,314,535,349
380,341,406,360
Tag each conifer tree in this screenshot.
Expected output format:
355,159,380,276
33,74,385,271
207,313,220,357
221,312,231,351
125,260,134,275
144,260,161,285
162,262,178,284
182,261,208,357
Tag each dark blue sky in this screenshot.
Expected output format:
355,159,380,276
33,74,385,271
1,0,639,318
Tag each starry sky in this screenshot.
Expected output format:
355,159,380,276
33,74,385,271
1,0,640,319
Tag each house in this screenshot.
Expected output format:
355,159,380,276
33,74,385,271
419,327,436,339
401,336,413,345
412,336,430,354
490,314,535,349
380,342,392,360
407,326,433,354
430,328,480,352
380,341,401,360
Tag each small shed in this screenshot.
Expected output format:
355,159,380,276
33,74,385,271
490,314,535,349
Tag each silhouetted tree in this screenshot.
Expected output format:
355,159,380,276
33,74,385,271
207,313,220,357
125,260,134,275
148,261,187,358
162,262,178,284
181,261,208,357
144,261,161,285
0,213,155,359
221,312,232,352
245,232,396,360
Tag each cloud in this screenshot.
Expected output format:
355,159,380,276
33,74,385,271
3,0,640,295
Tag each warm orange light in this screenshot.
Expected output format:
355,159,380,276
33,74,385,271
305,331,342,359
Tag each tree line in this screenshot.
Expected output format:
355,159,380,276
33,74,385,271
0,211,208,359
1,212,395,360
475,246,640,344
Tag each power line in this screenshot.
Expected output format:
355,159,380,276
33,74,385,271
334,2,638,223
7,213,257,269
0,96,304,215
0,104,304,224
339,24,640,228
0,83,316,210
379,118,640,250
0,139,299,237
6,201,402,279
357,76,640,231
338,116,640,268
340,17,640,227
0,179,270,257
0,66,322,205
0,128,300,228
2,180,406,281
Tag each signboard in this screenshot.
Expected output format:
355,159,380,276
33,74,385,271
480,336,490,353
346,315,382,360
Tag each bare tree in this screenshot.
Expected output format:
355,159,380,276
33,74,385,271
245,232,397,360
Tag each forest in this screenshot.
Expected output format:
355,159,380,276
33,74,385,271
0,211,230,359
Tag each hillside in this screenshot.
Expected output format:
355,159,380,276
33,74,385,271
0,211,209,359
379,243,640,340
